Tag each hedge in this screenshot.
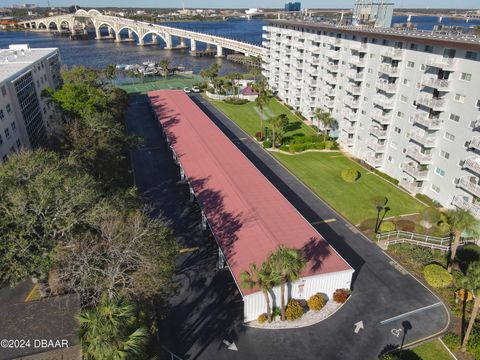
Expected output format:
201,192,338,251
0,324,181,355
415,193,442,207
423,264,453,288
223,98,249,105
307,293,326,311
285,299,304,321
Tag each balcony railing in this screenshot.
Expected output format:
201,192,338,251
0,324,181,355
375,80,398,93
399,179,422,194
367,139,386,153
369,126,388,139
310,57,321,65
371,109,391,125
365,153,383,167
425,56,457,70
458,177,480,198
412,113,442,129
350,42,368,51
452,196,480,219
326,50,340,59
406,146,433,164
469,136,480,150
324,75,338,85
345,84,362,95
341,137,355,146
324,98,334,108
382,48,404,59
341,121,356,133
464,157,480,175
348,56,366,66
346,70,364,80
325,87,336,97
326,63,339,72
373,95,395,109
342,108,358,120
401,162,429,180
416,95,446,110
345,97,360,108
421,74,451,91
378,64,400,76
409,130,437,147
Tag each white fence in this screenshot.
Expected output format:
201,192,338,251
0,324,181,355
205,91,257,102
376,230,461,251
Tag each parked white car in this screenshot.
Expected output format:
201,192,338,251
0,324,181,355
192,86,201,93
183,87,191,94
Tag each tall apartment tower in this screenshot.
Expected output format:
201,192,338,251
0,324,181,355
0,44,61,161
262,21,480,217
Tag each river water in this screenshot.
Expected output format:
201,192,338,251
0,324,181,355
0,16,478,72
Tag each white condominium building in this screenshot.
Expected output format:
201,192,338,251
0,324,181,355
262,20,480,217
0,44,61,161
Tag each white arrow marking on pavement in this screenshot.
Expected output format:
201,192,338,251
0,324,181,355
222,339,238,351
354,321,364,333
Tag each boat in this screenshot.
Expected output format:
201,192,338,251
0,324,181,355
116,64,128,70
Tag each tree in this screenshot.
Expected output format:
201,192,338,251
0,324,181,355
268,114,289,148
225,72,243,97
53,204,179,303
77,295,149,360
199,63,221,89
314,108,336,141
372,196,389,233
461,261,480,352
241,262,280,322
253,79,270,137
446,209,479,273
157,59,170,79
103,63,117,85
0,149,100,286
268,246,306,321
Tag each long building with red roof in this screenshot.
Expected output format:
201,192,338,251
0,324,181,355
148,90,354,321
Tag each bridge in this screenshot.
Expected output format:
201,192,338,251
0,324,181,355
18,9,264,58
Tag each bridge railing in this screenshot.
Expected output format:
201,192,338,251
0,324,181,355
376,230,464,251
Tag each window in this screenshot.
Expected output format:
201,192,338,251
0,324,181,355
0,86,5,96
425,45,433,53
369,53,375,58
4,128,10,139
410,43,417,50
0,110,3,120
0,134,2,144
6,104,11,113
465,51,477,60
431,184,440,193
403,78,410,86
435,167,445,177
407,61,415,68
440,150,450,159
477,99,480,108
445,132,455,141
460,72,472,81
366,83,370,88
11,122,16,131
449,113,460,122
394,126,401,133
454,94,465,103
421,64,426,71
397,111,405,118
400,95,408,103
388,155,394,163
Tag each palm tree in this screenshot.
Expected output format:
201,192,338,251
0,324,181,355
225,72,243,97
372,196,388,233
158,59,170,79
446,209,479,273
314,108,336,141
461,261,480,352
268,114,289,148
268,246,306,321
253,79,270,138
77,296,148,359
241,262,280,322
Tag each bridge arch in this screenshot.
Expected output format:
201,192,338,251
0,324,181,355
141,30,168,45
37,21,47,29
75,9,89,16
117,26,141,41
59,19,72,30
87,9,101,16
47,20,59,30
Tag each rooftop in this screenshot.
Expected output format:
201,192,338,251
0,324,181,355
266,20,480,50
0,44,58,83
148,90,353,296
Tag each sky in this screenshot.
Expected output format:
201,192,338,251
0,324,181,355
4,0,480,9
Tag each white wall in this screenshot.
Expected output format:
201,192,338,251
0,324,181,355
243,269,354,322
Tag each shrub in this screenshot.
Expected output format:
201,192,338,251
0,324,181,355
423,264,453,288
373,169,399,185
467,323,480,359
223,97,249,105
255,131,263,141
279,145,290,152
395,219,415,232
285,299,304,321
330,141,339,150
333,288,350,303
272,307,281,320
307,293,326,311
257,313,268,324
379,221,396,233
408,246,434,266
455,288,473,302
415,193,441,208
341,168,360,183
290,143,306,152
263,140,272,149
442,332,460,352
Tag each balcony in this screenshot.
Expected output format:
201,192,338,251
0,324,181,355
371,109,391,125
425,56,456,70
470,136,480,151
421,74,451,91
326,63,339,72
382,48,404,59
369,126,388,139
341,137,355,146
464,157,480,175
324,98,335,108
324,75,338,85
406,146,433,164
309,79,318,87
378,64,400,77
344,97,360,108
325,87,336,97
367,139,386,153
365,152,383,167
294,72,303,80
345,83,362,95
409,129,437,147
400,179,422,194
458,177,480,198
346,70,364,80
309,57,321,65
416,95,446,111
350,42,368,52
375,80,398,93
412,113,442,130
452,196,480,219
342,108,358,121
373,95,395,109
348,56,366,66
326,50,340,60
341,121,356,133
401,162,429,180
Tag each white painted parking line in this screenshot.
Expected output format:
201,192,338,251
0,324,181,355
311,218,337,225
379,302,443,325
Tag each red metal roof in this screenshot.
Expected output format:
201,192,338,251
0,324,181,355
148,90,352,296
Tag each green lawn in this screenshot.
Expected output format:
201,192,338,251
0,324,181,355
207,96,316,141
272,152,426,225
396,340,453,360
118,76,200,94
